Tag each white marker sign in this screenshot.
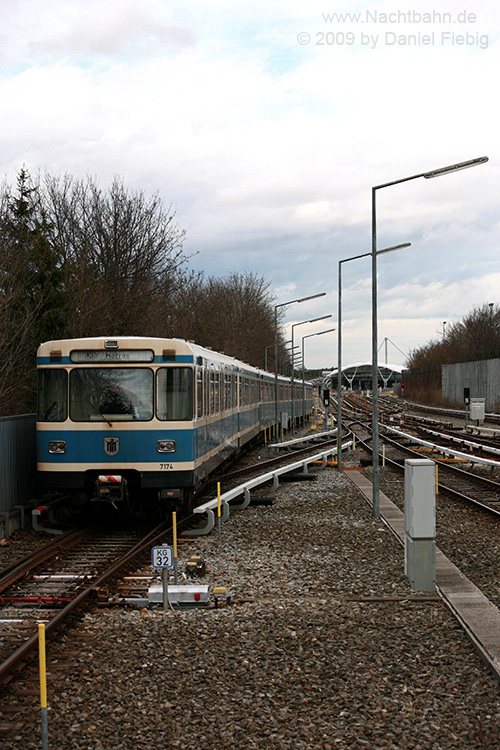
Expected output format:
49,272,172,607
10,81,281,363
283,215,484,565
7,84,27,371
151,546,173,568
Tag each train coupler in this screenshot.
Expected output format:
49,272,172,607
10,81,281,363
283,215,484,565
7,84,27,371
92,475,128,509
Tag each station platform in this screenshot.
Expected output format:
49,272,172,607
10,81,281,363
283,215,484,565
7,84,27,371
346,469,500,681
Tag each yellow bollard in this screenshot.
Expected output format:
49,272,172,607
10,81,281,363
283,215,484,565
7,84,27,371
38,623,49,750
217,482,222,538
172,511,178,583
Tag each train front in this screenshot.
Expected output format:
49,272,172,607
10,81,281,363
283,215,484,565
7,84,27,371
36,337,196,512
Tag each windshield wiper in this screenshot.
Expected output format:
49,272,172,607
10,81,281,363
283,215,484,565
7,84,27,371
84,396,112,426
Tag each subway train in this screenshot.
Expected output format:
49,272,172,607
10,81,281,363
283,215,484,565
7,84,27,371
37,336,314,512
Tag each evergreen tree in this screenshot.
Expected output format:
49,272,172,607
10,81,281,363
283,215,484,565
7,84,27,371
0,169,70,412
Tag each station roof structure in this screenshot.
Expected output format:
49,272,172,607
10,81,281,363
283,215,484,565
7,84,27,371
323,362,404,377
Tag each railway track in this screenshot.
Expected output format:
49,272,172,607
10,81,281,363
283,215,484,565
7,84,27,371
382,394,500,426
348,418,500,516
0,519,177,686
0,429,339,735
406,420,500,458
2,409,500,744
213,434,339,485
0,427,339,701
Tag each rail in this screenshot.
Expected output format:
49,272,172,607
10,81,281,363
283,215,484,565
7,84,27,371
0,520,173,682
183,441,353,537
383,424,500,467
268,428,338,450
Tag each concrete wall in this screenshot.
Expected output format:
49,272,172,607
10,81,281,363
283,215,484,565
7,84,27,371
442,359,500,412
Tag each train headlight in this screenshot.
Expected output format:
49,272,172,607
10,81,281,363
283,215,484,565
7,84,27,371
48,440,67,454
157,439,176,453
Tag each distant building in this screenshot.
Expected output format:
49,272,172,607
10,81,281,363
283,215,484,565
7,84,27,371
324,362,403,391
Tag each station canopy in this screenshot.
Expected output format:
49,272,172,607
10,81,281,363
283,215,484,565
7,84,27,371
322,362,403,387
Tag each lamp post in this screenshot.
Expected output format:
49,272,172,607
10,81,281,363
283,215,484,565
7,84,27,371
371,155,488,518
291,315,332,431
282,342,300,373
302,328,336,424
274,292,326,437
265,344,274,372
337,243,410,472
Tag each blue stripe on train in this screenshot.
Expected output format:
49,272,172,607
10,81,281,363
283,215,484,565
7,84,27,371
37,405,277,468
37,428,195,464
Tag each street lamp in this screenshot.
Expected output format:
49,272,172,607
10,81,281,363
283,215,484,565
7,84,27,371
337,243,410,472
265,344,274,372
291,314,332,430
274,292,326,437
371,155,488,518
302,327,336,426
282,342,300,372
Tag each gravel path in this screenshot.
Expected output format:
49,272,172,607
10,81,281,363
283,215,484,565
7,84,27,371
3,463,500,749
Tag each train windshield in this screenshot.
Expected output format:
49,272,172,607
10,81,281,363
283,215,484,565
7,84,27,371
157,367,193,420
69,368,154,421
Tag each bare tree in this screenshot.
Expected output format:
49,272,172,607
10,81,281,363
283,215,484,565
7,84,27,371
407,303,500,370
42,173,189,336
167,271,287,370
0,169,191,414
0,168,290,415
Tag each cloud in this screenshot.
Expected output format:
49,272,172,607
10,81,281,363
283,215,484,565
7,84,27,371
0,0,196,64
0,0,498,370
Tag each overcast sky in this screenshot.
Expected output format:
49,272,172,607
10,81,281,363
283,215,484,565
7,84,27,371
1,0,498,370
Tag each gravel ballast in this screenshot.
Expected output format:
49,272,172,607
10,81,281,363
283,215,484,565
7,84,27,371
3,465,500,749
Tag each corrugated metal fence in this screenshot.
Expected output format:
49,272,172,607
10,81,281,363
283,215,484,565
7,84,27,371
0,414,38,518
442,359,500,412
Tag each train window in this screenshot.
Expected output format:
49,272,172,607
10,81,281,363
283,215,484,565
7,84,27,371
70,369,153,421
204,370,209,417
196,369,203,419
209,371,215,415
38,369,67,421
157,368,193,421
214,372,220,414
225,373,232,411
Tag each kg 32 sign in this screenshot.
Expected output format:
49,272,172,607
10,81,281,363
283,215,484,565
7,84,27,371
151,546,173,568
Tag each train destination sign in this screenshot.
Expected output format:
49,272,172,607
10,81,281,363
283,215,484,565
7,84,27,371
151,546,174,568
70,349,154,363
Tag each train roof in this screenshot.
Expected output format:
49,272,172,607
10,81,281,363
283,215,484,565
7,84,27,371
37,336,298,383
